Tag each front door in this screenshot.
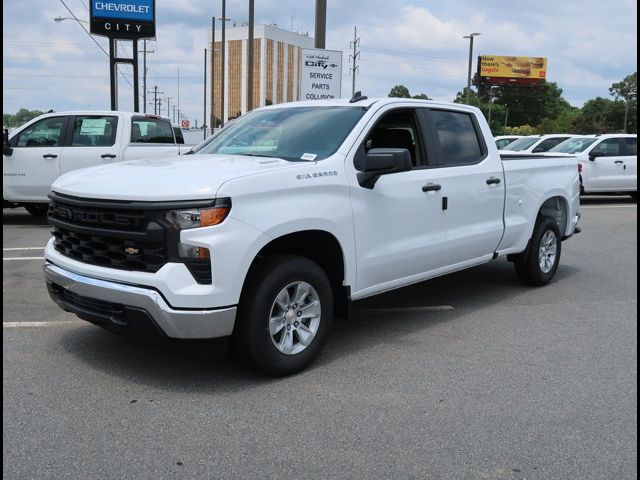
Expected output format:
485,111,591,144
60,115,120,174
3,116,68,202
348,106,449,294
587,138,627,191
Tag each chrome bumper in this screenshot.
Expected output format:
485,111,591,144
44,262,236,339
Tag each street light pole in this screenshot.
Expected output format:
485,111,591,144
463,32,481,104
247,0,255,112
221,0,227,127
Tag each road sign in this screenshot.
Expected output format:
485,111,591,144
181,119,190,129
300,49,343,100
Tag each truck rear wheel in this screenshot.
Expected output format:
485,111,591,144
514,216,562,286
24,204,49,217
235,255,333,376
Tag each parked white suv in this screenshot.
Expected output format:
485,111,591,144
550,134,637,198
494,135,522,150
500,134,577,154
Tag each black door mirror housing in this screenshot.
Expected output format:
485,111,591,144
3,129,13,156
355,148,412,189
588,152,598,161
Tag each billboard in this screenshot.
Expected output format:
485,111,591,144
299,49,343,100
478,55,547,85
90,0,156,39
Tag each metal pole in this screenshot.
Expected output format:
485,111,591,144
109,38,118,110
133,39,139,112
314,0,326,48
143,40,147,113
211,17,216,131
504,107,509,128
466,36,473,104
220,0,226,127
167,97,170,117
247,0,255,112
203,48,207,139
177,66,180,118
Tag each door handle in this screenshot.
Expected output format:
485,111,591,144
486,177,501,185
614,160,624,164
42,153,58,159
101,153,117,159
422,183,442,192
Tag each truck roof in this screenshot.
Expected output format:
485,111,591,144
261,97,481,113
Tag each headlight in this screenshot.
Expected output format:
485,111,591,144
165,205,230,230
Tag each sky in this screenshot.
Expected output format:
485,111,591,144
3,0,637,125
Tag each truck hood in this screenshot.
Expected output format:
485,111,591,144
51,154,301,201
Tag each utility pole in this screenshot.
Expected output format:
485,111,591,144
148,85,164,115
221,0,227,127
177,66,180,120
211,17,216,132
349,26,360,97
247,0,255,112
172,105,177,123
157,97,163,115
314,0,326,48
140,40,154,113
204,48,208,139
166,97,171,118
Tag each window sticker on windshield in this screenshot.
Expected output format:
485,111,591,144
80,118,107,135
300,153,317,161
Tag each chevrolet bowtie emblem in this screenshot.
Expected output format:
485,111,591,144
124,247,140,255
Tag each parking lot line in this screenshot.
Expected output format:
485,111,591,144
3,257,45,261
3,321,85,328
3,247,45,251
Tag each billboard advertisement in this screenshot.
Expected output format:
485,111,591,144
299,49,343,100
478,55,547,84
90,0,156,39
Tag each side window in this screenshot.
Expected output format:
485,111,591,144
71,116,118,147
131,118,175,144
173,127,185,144
430,110,484,165
624,137,637,156
592,138,621,157
495,139,511,150
363,109,423,167
14,117,66,148
533,137,567,152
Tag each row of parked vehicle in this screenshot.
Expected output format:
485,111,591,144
494,133,637,198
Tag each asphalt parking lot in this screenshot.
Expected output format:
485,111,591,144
3,196,637,480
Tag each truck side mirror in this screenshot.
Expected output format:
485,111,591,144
355,147,412,189
3,129,13,156
588,152,598,161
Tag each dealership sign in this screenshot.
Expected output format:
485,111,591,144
478,55,547,85
300,49,343,100
90,0,156,39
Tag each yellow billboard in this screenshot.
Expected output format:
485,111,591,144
479,55,547,80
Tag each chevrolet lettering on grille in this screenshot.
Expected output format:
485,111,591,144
51,204,146,228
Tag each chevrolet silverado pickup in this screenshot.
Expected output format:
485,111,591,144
3,111,191,215
43,98,581,375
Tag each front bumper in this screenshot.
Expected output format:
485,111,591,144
44,262,236,340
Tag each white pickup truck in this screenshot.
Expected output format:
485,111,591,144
3,111,191,215
43,97,581,375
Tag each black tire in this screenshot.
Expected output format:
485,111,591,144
514,216,562,286
235,255,334,376
24,204,49,217
630,192,637,201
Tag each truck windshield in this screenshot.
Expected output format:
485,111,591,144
502,137,540,151
195,106,366,161
549,137,597,154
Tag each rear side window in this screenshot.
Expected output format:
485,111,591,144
173,127,185,144
430,110,483,165
625,137,637,156
14,117,66,147
71,116,118,147
131,118,175,144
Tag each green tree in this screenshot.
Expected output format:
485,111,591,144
609,72,637,133
492,82,569,128
571,97,626,134
503,125,537,135
388,85,411,98
412,93,431,100
3,108,45,128
452,89,507,135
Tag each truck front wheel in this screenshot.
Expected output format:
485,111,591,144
514,216,562,286
24,204,49,217
235,255,334,376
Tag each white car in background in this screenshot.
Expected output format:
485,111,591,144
500,134,577,154
494,135,522,150
549,134,637,198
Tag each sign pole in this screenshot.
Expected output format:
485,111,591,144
133,39,140,112
109,38,118,110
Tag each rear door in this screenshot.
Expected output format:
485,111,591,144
587,138,626,191
622,137,637,190
421,108,505,266
124,117,181,160
59,114,120,174
4,115,68,202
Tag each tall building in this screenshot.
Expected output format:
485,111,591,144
211,24,314,124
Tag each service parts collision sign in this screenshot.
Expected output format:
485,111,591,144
90,0,156,39
300,49,343,100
